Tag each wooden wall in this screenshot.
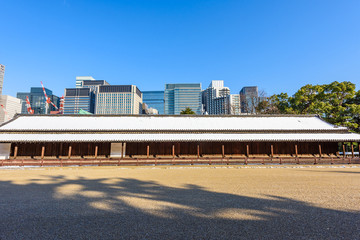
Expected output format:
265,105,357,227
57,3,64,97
11,142,111,157
10,141,340,157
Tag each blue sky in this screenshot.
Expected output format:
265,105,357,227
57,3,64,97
1,0,359,97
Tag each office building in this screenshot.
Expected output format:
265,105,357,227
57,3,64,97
0,64,5,95
240,86,259,114
95,85,142,115
0,95,22,123
142,91,164,114
82,80,110,93
202,80,230,115
17,88,59,114
164,83,202,115
63,88,95,114
213,94,241,115
76,76,95,88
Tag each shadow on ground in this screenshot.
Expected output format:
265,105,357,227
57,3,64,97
0,175,359,239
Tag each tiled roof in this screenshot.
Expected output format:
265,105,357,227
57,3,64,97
0,114,347,132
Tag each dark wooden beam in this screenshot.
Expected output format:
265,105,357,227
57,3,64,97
295,144,298,164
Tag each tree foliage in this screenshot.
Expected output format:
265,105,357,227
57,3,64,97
257,81,360,132
180,107,195,115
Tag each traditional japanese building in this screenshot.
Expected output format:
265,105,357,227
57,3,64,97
0,114,359,166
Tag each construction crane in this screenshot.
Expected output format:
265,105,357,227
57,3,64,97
0,104,11,121
25,96,34,114
40,81,58,114
59,96,64,114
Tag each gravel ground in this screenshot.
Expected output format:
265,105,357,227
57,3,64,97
0,165,359,240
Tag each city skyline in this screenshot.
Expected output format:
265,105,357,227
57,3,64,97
1,1,359,98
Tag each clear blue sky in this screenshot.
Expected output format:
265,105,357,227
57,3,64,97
1,0,359,97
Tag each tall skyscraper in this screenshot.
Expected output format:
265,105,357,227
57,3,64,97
202,80,230,114
95,85,143,114
76,76,95,88
0,64,5,95
0,95,22,123
142,91,165,114
63,88,95,114
164,83,202,115
240,86,259,114
17,87,59,114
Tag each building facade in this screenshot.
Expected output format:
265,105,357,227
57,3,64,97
0,95,22,123
76,76,95,88
0,64,5,95
95,85,142,115
63,88,95,114
142,91,164,114
202,80,230,115
213,94,241,115
164,83,202,115
240,86,259,114
17,88,59,114
82,80,110,93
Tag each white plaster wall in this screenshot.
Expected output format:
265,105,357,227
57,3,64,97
0,143,11,159
110,143,123,158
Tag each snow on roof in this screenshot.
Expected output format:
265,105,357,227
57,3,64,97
0,133,359,142
0,114,347,132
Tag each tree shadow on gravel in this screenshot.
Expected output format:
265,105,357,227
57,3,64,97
0,175,359,240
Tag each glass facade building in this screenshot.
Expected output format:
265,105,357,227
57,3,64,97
17,87,59,114
142,91,164,114
63,88,95,114
164,83,202,115
240,86,259,114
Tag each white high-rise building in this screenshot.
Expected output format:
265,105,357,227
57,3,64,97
76,76,95,88
95,85,143,115
0,95,22,123
202,80,230,114
0,64,5,95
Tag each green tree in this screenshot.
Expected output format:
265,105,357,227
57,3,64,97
260,81,360,133
180,107,195,115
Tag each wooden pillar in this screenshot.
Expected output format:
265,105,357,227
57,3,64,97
41,145,45,160
351,143,354,159
14,145,18,160
147,144,150,159
245,144,249,165
270,144,274,159
295,144,298,164
318,144,322,158
197,144,200,159
222,144,225,158
68,145,72,159
172,144,175,158
122,142,126,159
342,143,346,160
94,145,98,159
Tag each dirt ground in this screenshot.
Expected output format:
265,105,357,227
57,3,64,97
0,165,359,240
